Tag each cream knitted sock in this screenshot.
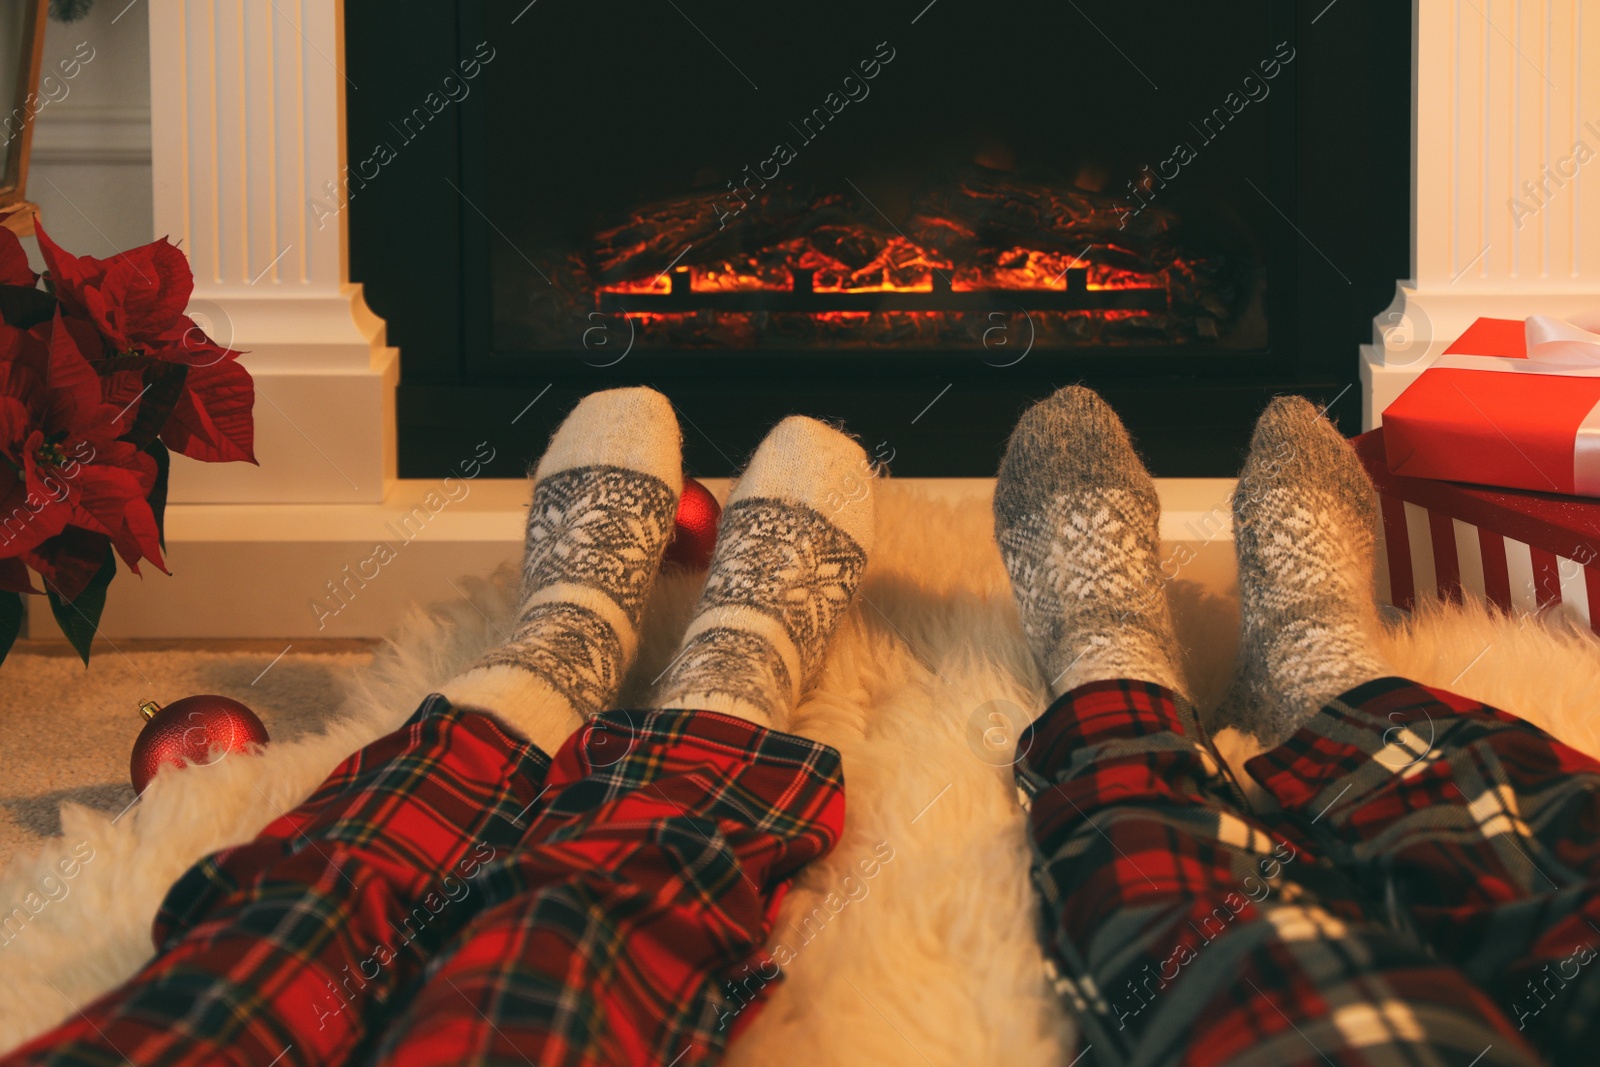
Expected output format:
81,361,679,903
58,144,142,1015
653,416,874,730
441,388,682,752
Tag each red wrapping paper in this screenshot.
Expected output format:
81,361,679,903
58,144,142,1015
1381,317,1600,497
1355,429,1600,634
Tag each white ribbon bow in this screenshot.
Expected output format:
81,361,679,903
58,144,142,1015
1525,315,1600,367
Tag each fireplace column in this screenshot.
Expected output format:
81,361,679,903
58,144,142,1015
146,0,396,502
1362,0,1600,426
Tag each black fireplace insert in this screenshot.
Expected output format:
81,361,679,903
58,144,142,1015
346,0,1410,478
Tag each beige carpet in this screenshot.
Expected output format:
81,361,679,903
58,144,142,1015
2,481,1600,1065
0,645,374,865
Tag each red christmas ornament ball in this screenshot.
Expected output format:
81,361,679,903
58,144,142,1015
130,695,270,794
663,477,721,570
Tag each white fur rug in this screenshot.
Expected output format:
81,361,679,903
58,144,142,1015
4,481,1600,1065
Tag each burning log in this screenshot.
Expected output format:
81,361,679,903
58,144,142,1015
590,180,894,284
906,169,1179,271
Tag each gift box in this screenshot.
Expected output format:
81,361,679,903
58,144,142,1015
1381,316,1600,497
1355,429,1600,635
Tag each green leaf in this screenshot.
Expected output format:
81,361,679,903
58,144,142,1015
0,284,57,329
46,548,117,665
145,440,170,551
0,591,23,667
122,360,188,451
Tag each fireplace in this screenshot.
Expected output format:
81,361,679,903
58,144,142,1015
56,0,1581,640
346,0,1410,478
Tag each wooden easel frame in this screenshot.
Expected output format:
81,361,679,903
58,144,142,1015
0,0,49,234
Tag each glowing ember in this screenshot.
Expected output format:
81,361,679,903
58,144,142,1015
542,171,1245,350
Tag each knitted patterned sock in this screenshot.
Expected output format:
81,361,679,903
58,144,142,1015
441,388,682,753
653,416,874,730
993,385,1185,699
1225,395,1389,748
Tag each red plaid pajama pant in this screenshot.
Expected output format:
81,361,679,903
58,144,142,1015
0,697,843,1067
1019,676,1600,1067
9,678,1596,1067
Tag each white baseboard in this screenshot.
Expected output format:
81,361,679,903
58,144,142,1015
23,477,1242,641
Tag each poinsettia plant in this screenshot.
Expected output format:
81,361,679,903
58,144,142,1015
0,215,255,666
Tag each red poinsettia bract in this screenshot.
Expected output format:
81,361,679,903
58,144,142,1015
0,311,166,600
0,225,38,288
33,222,256,464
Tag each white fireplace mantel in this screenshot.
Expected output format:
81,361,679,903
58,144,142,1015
1362,0,1600,424
148,0,397,504
26,0,1598,640
25,0,417,640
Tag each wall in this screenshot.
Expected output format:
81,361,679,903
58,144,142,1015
25,0,152,256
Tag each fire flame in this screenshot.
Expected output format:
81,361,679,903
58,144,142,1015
602,235,1167,299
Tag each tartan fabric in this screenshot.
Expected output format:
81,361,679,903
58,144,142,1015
370,708,846,1067
1248,677,1600,1063
1016,679,1541,1067
1,695,553,1067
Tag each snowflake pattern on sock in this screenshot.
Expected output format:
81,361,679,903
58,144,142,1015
693,498,869,675
655,627,794,719
521,465,679,625
998,488,1180,694
477,601,626,719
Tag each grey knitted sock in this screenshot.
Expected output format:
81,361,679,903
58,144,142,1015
654,416,874,730
993,385,1185,700
441,388,682,752
1225,396,1389,748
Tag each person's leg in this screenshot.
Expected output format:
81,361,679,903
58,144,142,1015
0,389,682,1067
997,387,1539,1067
1232,397,1600,1062
372,416,871,1067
